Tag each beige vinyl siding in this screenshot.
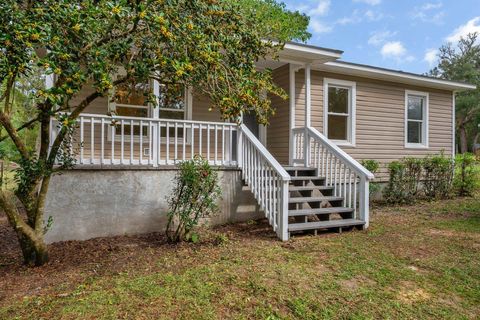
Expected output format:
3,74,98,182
266,64,290,164
294,69,453,181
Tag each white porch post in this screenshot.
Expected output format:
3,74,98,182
289,64,296,165
359,176,369,228
304,63,312,167
152,80,161,167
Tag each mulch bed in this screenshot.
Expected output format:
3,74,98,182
0,210,274,306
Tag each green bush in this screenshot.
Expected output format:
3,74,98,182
454,153,479,196
165,156,221,243
422,153,454,199
360,159,380,196
383,158,422,204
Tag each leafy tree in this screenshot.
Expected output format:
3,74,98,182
0,0,308,266
428,33,480,153
227,0,310,43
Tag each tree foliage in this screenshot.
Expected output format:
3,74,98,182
428,33,480,153
0,0,309,266
227,0,310,43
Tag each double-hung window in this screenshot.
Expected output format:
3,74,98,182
324,78,356,145
405,90,428,148
158,83,187,137
109,81,151,141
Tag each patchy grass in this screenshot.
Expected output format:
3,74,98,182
1,196,480,319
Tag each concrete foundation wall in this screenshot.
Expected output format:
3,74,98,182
44,168,261,243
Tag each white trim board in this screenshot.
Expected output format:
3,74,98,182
404,90,429,149
323,78,356,147
319,61,476,91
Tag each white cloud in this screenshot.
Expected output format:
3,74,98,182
368,30,396,46
381,41,415,63
336,9,384,26
424,48,438,65
381,41,406,57
310,20,333,34
353,0,381,5
364,9,384,21
411,2,445,25
446,17,480,43
309,0,331,16
306,0,333,35
336,10,362,25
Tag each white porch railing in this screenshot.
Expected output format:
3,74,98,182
292,127,374,227
50,113,238,167
238,124,290,240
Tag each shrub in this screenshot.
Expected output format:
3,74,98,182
165,156,221,243
383,158,422,204
403,157,423,198
360,159,380,196
454,153,478,196
422,153,454,199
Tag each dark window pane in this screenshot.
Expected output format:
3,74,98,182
116,106,149,118
160,110,184,120
328,115,348,140
407,96,424,120
159,84,185,110
407,121,422,144
114,82,151,106
328,86,349,114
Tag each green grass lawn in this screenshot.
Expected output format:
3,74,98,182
1,197,479,319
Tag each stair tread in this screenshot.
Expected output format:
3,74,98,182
289,185,333,191
288,207,354,216
288,196,343,203
283,166,316,171
290,176,325,181
289,219,365,231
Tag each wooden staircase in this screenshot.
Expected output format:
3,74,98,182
284,166,365,236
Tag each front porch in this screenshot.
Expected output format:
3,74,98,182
48,46,374,241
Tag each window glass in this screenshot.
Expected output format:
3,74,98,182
328,87,349,114
114,82,150,106
407,121,422,144
159,84,185,110
406,93,426,145
407,96,424,120
328,115,348,140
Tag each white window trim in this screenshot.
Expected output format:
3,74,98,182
107,81,192,143
405,90,429,149
323,78,356,147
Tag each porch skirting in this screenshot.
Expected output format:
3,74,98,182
44,168,261,243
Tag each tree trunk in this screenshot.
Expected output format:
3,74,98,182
0,190,49,266
459,125,468,154
17,231,49,266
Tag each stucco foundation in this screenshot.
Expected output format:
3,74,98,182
44,168,261,243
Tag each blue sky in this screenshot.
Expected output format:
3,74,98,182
282,0,480,74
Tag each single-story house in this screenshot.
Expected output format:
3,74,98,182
45,42,476,243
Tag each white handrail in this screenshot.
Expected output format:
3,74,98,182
238,124,290,240
307,127,374,180
292,126,373,228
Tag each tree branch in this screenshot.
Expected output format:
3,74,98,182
47,77,128,165
0,111,30,160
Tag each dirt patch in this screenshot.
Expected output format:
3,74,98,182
396,281,431,304
340,276,376,291
428,228,480,240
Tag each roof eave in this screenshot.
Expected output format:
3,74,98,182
320,61,477,91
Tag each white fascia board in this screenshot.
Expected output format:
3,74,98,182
319,61,477,91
